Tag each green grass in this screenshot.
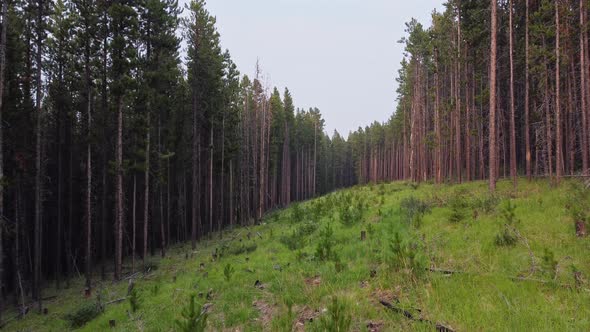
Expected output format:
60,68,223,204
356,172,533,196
5,179,590,331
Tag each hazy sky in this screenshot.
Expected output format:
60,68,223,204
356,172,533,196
180,0,445,136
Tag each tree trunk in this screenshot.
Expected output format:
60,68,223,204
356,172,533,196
555,0,562,184
0,0,7,320
525,0,532,180
489,0,497,192
209,127,213,237
114,98,124,281
132,174,136,272
34,0,44,311
509,0,517,188
144,114,150,260
580,0,589,175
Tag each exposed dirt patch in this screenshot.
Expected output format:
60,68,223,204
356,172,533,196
371,287,401,305
370,216,382,223
252,300,275,330
304,275,321,287
254,279,268,290
293,305,321,331
366,320,384,332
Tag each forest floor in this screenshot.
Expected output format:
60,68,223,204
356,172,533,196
4,179,590,331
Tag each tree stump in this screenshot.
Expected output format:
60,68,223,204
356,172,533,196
127,279,135,296
109,320,116,328
361,231,366,241
576,220,587,237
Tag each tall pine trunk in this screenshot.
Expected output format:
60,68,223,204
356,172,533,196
114,98,124,281
34,0,44,311
509,0,517,188
489,0,497,192
0,0,6,321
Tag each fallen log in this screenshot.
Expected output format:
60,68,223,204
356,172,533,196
106,298,126,305
428,267,463,275
379,300,455,332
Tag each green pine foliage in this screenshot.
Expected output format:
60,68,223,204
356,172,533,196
174,295,208,332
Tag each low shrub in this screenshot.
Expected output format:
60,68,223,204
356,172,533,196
225,242,257,256
399,196,431,227
387,232,427,277
279,221,318,250
495,200,519,246
63,302,102,328
316,297,352,332
175,295,208,332
542,248,558,280
224,263,235,282
315,223,337,261
290,203,306,223
128,288,142,313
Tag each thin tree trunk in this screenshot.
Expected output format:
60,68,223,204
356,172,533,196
0,0,7,320
509,0,517,188
555,0,562,184
219,115,225,238
144,114,150,261
132,174,136,272
114,97,124,281
34,0,44,311
489,0,497,192
209,127,213,237
525,0,532,179
580,0,589,175
158,116,165,257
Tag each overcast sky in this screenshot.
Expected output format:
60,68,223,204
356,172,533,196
179,0,445,136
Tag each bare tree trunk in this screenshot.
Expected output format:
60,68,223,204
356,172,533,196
0,0,7,320
34,0,44,311
144,114,150,261
114,98,124,280
435,51,441,184
544,38,553,179
489,0,497,192
132,174,136,272
158,116,165,257
313,120,317,196
209,127,213,237
85,91,92,291
555,0,562,183
525,0,533,179
580,0,589,175
229,159,233,229
455,4,462,183
509,0,517,188
219,115,225,238
191,94,198,248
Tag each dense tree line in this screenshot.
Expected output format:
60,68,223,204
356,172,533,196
0,0,357,319
350,0,590,191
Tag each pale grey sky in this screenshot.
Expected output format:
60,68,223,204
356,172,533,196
180,0,445,136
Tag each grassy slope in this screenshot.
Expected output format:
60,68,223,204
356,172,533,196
6,179,590,331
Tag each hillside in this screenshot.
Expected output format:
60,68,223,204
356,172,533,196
4,179,590,331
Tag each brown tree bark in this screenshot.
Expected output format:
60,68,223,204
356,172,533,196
34,0,44,311
0,0,6,321
555,0,562,184
580,0,589,175
144,114,151,261
489,0,497,192
525,0,532,180
509,0,517,188
114,98,124,281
